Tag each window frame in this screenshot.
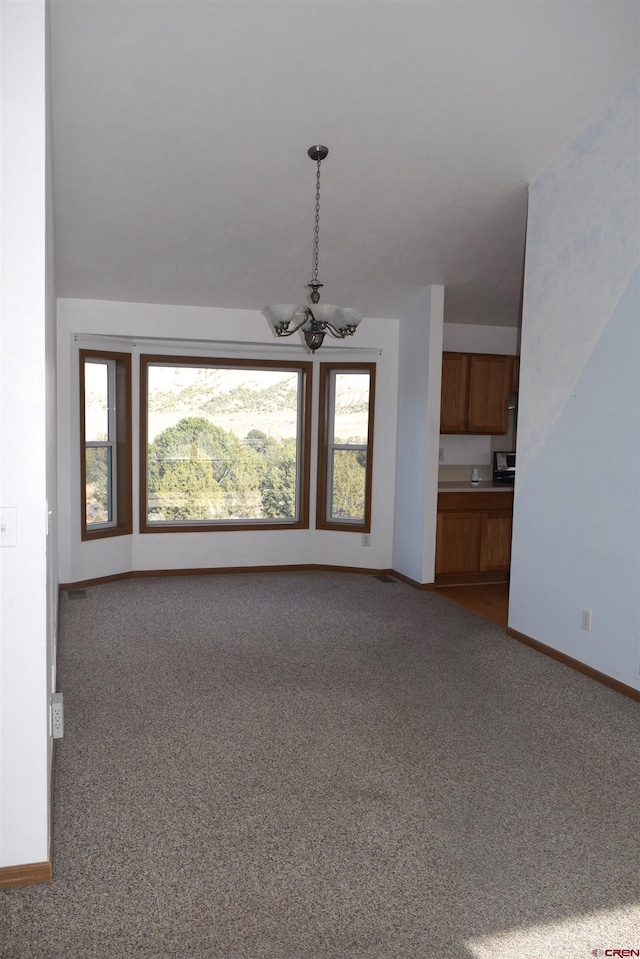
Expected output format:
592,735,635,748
139,354,312,534
316,362,376,533
80,349,132,541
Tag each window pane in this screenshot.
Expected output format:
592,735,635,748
146,365,301,523
85,447,110,525
81,350,132,540
333,373,369,444
331,449,366,522
84,361,110,441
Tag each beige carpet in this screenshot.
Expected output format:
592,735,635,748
2,571,639,958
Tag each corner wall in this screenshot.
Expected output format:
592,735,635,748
0,0,52,869
509,75,640,690
392,286,444,583
45,0,59,852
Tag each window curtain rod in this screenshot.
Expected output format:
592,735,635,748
73,334,383,357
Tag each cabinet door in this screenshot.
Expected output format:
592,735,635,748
511,355,520,394
479,510,512,572
435,510,482,574
440,352,469,433
467,354,511,434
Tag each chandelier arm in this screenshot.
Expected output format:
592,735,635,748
275,310,311,337
324,323,347,340
324,321,354,339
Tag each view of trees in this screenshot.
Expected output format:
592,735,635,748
147,418,300,522
85,446,109,524
146,418,367,524
330,445,367,520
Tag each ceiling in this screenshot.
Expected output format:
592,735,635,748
49,1,640,327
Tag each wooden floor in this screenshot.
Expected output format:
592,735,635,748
435,582,509,627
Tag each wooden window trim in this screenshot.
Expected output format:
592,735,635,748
80,349,133,541
316,362,376,533
139,355,312,533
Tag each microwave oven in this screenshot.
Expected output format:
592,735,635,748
493,451,516,484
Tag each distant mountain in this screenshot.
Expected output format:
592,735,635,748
148,377,369,417
201,380,298,416
146,370,369,444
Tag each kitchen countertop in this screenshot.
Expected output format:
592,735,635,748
438,480,514,492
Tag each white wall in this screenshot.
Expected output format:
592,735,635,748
0,0,52,868
442,323,518,355
392,286,444,584
510,74,640,690
57,299,399,584
45,0,59,844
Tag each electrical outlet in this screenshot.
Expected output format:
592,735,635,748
581,608,592,631
362,533,371,547
439,447,444,463
51,692,64,739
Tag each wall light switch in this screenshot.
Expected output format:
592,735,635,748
0,508,17,547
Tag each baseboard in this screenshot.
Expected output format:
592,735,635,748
60,565,441,593
506,627,640,704
0,861,52,888
60,564,392,592
388,569,436,590
60,570,134,590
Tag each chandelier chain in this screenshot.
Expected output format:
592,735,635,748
312,158,321,285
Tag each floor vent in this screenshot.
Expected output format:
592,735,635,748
375,575,397,584
67,589,87,599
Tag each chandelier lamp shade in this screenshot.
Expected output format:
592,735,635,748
263,146,363,353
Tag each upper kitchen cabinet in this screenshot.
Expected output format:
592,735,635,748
511,355,520,393
440,352,512,434
440,352,470,432
467,353,512,433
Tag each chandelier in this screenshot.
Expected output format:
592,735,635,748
263,145,363,353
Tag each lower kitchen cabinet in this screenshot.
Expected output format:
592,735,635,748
435,490,513,585
436,511,482,574
479,510,512,572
